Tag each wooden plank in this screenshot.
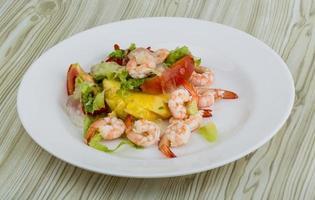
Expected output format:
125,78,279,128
0,0,314,199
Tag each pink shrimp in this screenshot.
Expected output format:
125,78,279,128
190,71,214,87
159,121,191,158
84,117,126,144
153,48,170,64
125,119,161,147
168,88,192,119
127,48,156,78
196,87,238,109
169,111,203,132
184,111,203,131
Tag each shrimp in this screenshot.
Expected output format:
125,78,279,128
159,121,191,158
125,118,161,147
169,111,203,131
153,64,165,76
184,111,203,131
196,87,238,109
153,49,169,64
84,117,126,144
209,88,238,100
196,88,215,109
127,48,156,78
190,71,214,87
168,88,192,119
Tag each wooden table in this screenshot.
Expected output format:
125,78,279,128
0,0,314,199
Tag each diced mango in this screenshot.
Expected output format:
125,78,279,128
102,80,171,120
125,93,170,119
124,102,160,120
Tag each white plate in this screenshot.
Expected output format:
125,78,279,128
17,17,295,178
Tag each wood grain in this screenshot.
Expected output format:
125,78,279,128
0,0,314,199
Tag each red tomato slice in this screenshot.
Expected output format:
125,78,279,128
66,64,94,95
140,76,163,94
141,55,194,94
67,64,81,95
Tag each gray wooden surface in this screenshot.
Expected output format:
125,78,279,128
0,0,314,199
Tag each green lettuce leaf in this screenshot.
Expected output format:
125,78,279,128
80,83,95,113
92,62,145,93
165,46,191,66
115,69,128,82
83,116,94,137
194,57,201,66
107,43,136,59
91,62,124,81
128,43,136,51
88,134,143,153
92,90,105,111
198,122,218,142
120,77,145,91
73,78,106,114
109,49,124,59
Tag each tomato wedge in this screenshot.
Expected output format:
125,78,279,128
141,55,194,94
66,64,93,95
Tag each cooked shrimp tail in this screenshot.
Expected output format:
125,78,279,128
182,80,198,102
210,89,238,99
159,138,176,158
159,121,191,158
124,114,134,131
202,109,212,118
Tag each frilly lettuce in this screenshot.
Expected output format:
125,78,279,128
165,46,191,66
91,62,145,94
88,134,143,153
91,62,124,81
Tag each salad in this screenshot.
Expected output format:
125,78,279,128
66,44,238,158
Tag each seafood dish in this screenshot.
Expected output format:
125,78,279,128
65,44,238,158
